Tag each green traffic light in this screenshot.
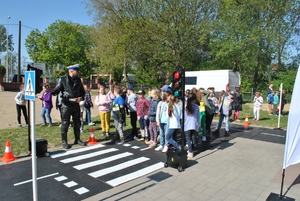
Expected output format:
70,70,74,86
173,90,179,97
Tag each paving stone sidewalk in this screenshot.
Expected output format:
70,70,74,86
84,137,300,201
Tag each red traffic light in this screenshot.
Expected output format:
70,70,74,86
173,71,181,79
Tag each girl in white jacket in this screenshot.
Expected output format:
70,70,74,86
253,91,263,121
15,84,28,127
162,94,182,153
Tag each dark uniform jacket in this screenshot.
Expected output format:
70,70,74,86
52,75,85,104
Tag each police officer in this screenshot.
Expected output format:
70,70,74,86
52,64,86,149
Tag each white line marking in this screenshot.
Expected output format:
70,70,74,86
88,157,150,178
131,146,140,149
55,176,68,182
74,152,133,170
140,147,151,151
14,172,59,186
260,133,285,138
51,144,105,158
106,162,164,187
60,148,118,163
64,181,78,188
123,143,131,147
74,187,89,195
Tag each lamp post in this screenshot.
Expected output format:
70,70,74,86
6,16,10,82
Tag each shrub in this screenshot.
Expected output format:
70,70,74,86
0,64,6,77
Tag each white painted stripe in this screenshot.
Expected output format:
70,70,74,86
131,146,140,149
123,143,131,147
64,181,78,188
74,152,133,170
261,133,285,138
88,157,150,178
106,162,164,187
55,176,68,182
74,187,89,195
14,172,59,186
60,148,118,163
140,147,151,151
51,144,105,158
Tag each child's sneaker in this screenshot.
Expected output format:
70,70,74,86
18,124,22,128
187,151,194,158
253,118,256,121
138,137,145,142
202,136,206,142
145,140,153,145
149,143,157,148
155,145,163,151
162,146,168,153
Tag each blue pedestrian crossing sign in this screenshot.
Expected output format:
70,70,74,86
25,71,35,100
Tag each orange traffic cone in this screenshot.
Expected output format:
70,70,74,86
87,128,98,145
0,141,17,163
243,115,250,127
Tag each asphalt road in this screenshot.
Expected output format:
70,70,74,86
0,122,286,201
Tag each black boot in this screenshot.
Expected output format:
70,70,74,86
62,140,70,149
74,139,86,146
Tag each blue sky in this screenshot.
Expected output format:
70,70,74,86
0,0,93,62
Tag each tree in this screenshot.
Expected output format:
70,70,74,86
86,0,299,89
0,25,14,53
25,20,94,78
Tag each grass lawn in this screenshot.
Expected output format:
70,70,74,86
0,117,133,158
0,104,288,158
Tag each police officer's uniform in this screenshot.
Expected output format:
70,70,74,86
52,64,86,149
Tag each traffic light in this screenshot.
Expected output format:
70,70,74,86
172,70,183,98
27,64,43,94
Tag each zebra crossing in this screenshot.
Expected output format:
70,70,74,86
50,141,165,192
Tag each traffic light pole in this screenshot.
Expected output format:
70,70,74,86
180,68,185,149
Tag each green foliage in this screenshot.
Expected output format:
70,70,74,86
0,64,6,77
52,69,66,79
25,20,95,78
0,25,14,53
86,0,299,91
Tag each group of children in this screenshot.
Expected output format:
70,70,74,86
14,82,95,129
100,84,238,158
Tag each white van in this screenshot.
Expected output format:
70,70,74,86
185,70,241,92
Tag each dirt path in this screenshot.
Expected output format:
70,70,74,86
0,91,100,129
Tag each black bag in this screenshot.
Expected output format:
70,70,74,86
36,139,48,157
165,149,187,172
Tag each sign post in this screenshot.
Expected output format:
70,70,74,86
25,71,38,201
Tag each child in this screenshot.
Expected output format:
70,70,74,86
126,85,138,140
15,84,28,127
233,87,243,121
136,89,150,142
253,92,263,121
147,88,161,147
79,100,85,133
111,86,126,143
184,93,200,158
155,88,171,151
273,91,279,116
83,84,95,126
213,91,235,137
268,91,274,115
163,94,182,153
199,101,206,141
38,84,53,127
95,85,112,136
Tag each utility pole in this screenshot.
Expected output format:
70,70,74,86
18,21,21,82
6,16,10,82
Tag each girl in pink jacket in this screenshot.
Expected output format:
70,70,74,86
95,85,112,136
